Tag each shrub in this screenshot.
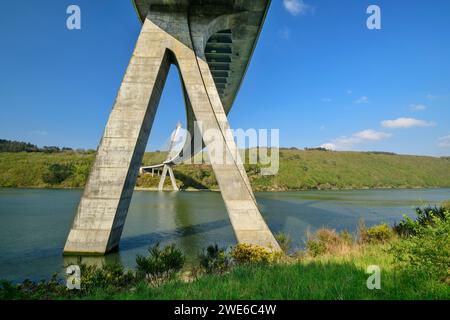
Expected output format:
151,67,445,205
358,219,393,243
275,232,292,253
394,206,449,237
305,237,326,257
303,228,354,257
306,228,352,257
231,244,274,264
316,228,341,245
0,263,136,299
390,211,450,282
0,280,22,299
136,243,185,286
198,244,231,274
393,216,418,237
79,263,135,293
3,273,66,300
365,224,394,243
42,163,73,184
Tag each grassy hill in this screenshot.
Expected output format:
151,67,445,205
0,149,450,191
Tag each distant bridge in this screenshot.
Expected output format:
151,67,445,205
140,122,184,191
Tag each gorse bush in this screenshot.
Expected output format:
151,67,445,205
391,211,450,282
416,206,448,223
79,263,135,293
0,280,20,299
364,224,394,243
394,206,449,237
305,237,326,257
198,244,231,274
357,220,393,244
0,273,65,300
231,244,275,264
0,264,137,299
136,243,185,286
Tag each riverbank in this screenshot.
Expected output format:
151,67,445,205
2,205,449,300
1,149,450,191
82,243,449,300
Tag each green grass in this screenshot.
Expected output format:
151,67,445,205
79,243,449,300
1,149,450,190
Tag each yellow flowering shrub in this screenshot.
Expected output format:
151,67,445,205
231,243,275,264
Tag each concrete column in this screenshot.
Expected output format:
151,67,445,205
158,165,179,191
64,16,172,254
64,9,279,255
176,39,280,250
167,166,179,191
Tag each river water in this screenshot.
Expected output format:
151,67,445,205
0,188,448,282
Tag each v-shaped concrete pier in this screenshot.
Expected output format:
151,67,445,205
64,0,280,254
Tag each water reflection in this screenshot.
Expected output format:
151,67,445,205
0,188,448,282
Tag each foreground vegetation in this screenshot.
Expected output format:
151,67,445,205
1,148,450,191
1,204,449,300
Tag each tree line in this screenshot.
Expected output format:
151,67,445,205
0,139,94,154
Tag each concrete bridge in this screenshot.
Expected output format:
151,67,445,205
64,0,280,254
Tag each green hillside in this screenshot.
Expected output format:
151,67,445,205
1,149,450,191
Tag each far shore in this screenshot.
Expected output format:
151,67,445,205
2,149,450,192
1,185,449,193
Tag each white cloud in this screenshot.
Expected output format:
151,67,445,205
438,135,450,148
320,129,391,151
353,129,391,141
354,96,369,104
283,0,314,16
410,104,427,111
381,117,435,129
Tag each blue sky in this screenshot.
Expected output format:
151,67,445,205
0,0,449,156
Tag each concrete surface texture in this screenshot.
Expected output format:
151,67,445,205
64,0,280,254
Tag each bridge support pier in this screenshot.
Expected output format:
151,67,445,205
158,165,178,191
64,8,280,255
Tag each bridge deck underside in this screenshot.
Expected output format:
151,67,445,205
133,0,271,113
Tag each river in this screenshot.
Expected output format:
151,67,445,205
0,188,448,282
